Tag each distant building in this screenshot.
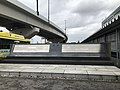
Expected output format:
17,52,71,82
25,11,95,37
82,6,120,67
102,6,120,28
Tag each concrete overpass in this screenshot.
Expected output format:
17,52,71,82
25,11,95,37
0,0,67,43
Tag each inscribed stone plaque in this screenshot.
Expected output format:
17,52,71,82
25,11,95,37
62,44,101,53
13,45,50,53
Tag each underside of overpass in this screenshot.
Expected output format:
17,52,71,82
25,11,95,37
0,16,67,43
0,0,67,43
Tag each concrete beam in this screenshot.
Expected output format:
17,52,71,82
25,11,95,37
11,27,39,39
0,0,67,43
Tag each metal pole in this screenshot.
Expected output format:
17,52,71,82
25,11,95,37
36,0,39,15
65,20,66,35
48,0,50,22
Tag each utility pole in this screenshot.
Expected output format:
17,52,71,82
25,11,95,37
48,0,50,22
65,20,67,35
36,0,39,15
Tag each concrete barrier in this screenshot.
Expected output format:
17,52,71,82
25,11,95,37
10,43,110,58
4,43,112,65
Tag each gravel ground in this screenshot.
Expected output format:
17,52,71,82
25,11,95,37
0,77,120,90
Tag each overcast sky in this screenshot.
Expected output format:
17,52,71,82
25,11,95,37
18,0,120,43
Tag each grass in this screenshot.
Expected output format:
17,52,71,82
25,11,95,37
0,50,10,60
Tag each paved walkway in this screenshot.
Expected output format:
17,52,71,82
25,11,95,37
0,64,120,90
0,64,120,75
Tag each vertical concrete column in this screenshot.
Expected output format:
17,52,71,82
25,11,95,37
116,28,120,67
25,27,40,38
100,43,111,59
104,43,111,59
11,27,40,39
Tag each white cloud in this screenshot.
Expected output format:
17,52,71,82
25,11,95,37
18,0,120,43
18,0,36,10
67,23,101,42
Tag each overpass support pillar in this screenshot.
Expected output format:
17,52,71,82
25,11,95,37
11,27,39,39
116,29,120,67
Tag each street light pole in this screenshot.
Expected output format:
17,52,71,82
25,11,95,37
48,0,50,22
36,0,39,15
65,20,67,35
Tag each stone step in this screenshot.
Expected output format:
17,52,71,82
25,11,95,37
3,57,114,65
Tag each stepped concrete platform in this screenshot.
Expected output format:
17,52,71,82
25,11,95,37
0,64,120,90
9,44,110,58
4,43,112,65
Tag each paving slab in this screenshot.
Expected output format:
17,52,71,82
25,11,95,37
0,64,120,82
42,69,65,73
55,67,76,70
21,69,43,73
87,71,115,75
113,72,120,75
76,67,97,71
64,70,88,74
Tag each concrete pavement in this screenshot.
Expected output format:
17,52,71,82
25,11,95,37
0,64,120,90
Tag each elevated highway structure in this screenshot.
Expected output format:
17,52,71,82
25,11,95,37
0,0,67,43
